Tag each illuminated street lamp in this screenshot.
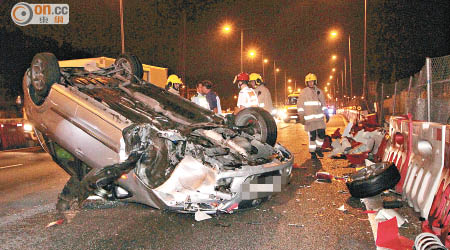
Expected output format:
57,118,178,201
262,58,269,78
222,24,231,33
327,82,330,86
221,23,246,72
327,30,354,100
329,75,333,80
331,55,337,60
330,30,338,38
248,50,256,58
273,61,280,105
234,95,237,99
288,79,292,83
332,68,336,72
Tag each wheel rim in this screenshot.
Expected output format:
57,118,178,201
243,114,262,141
31,58,46,92
115,58,133,81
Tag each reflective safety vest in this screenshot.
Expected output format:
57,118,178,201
297,86,327,131
191,93,210,110
237,86,259,108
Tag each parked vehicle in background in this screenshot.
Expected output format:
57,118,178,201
0,118,36,150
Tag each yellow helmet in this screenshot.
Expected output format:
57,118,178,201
166,74,183,91
249,73,263,85
167,74,182,84
305,73,317,85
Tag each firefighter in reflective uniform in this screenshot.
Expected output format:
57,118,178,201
297,73,330,159
249,73,274,113
234,72,259,114
165,74,183,95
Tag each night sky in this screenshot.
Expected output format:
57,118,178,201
1,0,449,108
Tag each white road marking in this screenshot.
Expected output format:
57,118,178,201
0,164,23,169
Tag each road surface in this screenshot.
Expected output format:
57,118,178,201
0,115,421,249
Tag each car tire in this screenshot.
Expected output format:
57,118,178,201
235,107,277,146
346,162,400,198
114,54,143,83
29,52,61,105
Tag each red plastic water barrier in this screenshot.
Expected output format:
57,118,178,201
422,125,450,247
382,116,410,190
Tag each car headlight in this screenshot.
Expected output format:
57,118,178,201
24,123,33,132
279,110,287,119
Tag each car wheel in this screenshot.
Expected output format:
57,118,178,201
346,162,400,198
29,53,61,105
114,54,143,83
235,107,277,146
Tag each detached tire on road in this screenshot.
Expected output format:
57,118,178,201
29,52,61,105
235,107,277,146
346,162,400,198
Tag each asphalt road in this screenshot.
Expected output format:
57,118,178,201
0,115,421,249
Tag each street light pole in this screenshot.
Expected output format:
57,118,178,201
344,57,347,98
120,0,125,54
349,35,353,99
363,0,367,98
240,29,243,72
274,61,277,106
284,71,287,102
341,70,344,105
262,52,264,78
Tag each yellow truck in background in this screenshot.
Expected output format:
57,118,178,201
279,92,300,123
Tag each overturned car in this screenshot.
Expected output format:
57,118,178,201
23,53,293,213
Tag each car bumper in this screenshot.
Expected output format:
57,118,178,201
119,143,294,213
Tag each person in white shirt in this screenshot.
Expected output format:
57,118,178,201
190,82,210,110
233,72,259,114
